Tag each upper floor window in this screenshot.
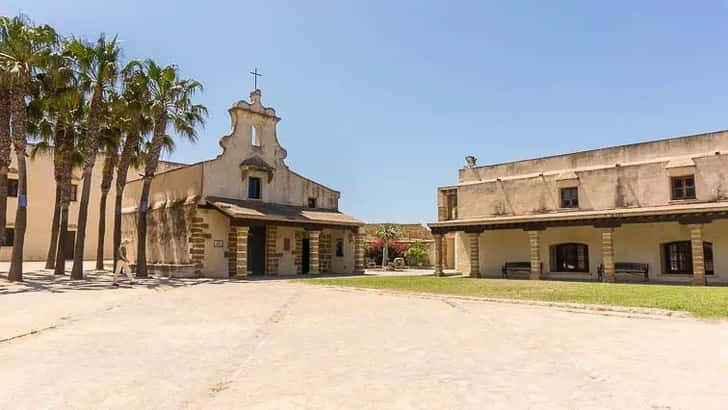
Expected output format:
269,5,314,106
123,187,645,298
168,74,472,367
446,193,457,220
70,184,78,202
560,187,579,208
663,241,713,275
308,197,317,208
248,177,261,199
8,178,18,197
671,176,696,200
250,126,260,146
551,243,589,272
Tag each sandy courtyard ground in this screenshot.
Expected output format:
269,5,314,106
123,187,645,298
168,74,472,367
2,267,728,409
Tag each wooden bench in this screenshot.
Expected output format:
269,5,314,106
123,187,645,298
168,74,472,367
597,263,649,282
502,262,539,278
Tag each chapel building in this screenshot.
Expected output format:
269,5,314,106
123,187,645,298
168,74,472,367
429,130,728,285
121,89,365,277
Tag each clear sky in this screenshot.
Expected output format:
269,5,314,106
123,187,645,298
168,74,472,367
6,1,728,223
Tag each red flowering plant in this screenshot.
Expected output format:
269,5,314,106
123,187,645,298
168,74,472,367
366,240,410,266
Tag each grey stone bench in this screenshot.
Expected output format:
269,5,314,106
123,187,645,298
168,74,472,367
597,263,649,282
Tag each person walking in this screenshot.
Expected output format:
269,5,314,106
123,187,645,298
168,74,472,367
113,239,135,286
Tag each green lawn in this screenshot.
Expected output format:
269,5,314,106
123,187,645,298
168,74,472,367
298,275,728,318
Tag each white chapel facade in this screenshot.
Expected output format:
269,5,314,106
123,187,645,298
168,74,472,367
121,89,365,277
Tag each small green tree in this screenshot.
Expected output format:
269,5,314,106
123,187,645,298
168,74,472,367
404,240,429,266
375,224,401,268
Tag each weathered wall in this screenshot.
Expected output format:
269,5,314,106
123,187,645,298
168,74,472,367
121,202,196,265
122,163,203,210
329,228,355,274
441,132,728,219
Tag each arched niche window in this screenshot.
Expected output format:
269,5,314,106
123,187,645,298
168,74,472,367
251,125,260,147
662,241,713,275
550,243,589,272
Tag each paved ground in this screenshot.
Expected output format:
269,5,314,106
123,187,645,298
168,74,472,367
2,265,728,409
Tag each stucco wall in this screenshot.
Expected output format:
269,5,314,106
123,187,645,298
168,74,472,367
0,147,134,261
122,163,203,210
442,132,728,220
200,208,230,277
328,228,355,274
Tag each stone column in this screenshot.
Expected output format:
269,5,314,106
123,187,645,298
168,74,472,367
354,230,366,273
527,230,542,280
265,225,278,275
309,230,321,274
690,224,706,286
433,233,444,276
467,231,481,278
234,226,250,276
601,228,616,283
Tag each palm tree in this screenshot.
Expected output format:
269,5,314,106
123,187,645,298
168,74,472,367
67,34,119,280
0,82,10,247
0,15,58,281
132,60,206,277
28,47,76,270
376,223,401,268
112,63,151,271
53,94,84,276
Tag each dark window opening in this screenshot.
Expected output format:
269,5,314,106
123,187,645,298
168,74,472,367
336,238,344,257
0,227,14,246
308,197,317,208
551,243,589,272
8,178,18,197
446,193,457,220
248,177,261,199
671,176,696,200
70,184,78,202
663,241,713,275
560,187,579,208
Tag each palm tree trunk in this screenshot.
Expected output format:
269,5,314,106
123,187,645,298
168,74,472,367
70,88,103,280
0,87,10,245
382,240,389,268
44,183,61,269
45,130,66,269
8,85,29,282
136,119,167,278
113,132,139,272
54,131,74,276
136,177,152,277
96,155,115,270
71,167,93,279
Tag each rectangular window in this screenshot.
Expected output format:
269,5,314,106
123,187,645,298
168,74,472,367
70,184,78,202
8,178,18,197
0,227,14,246
560,187,579,208
335,238,344,257
552,243,589,272
663,241,714,275
671,176,696,200
308,197,317,208
283,238,291,251
446,193,457,220
248,177,261,199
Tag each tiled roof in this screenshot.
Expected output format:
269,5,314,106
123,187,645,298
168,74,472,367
206,196,362,227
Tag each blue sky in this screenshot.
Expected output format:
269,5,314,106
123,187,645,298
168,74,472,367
7,1,728,223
